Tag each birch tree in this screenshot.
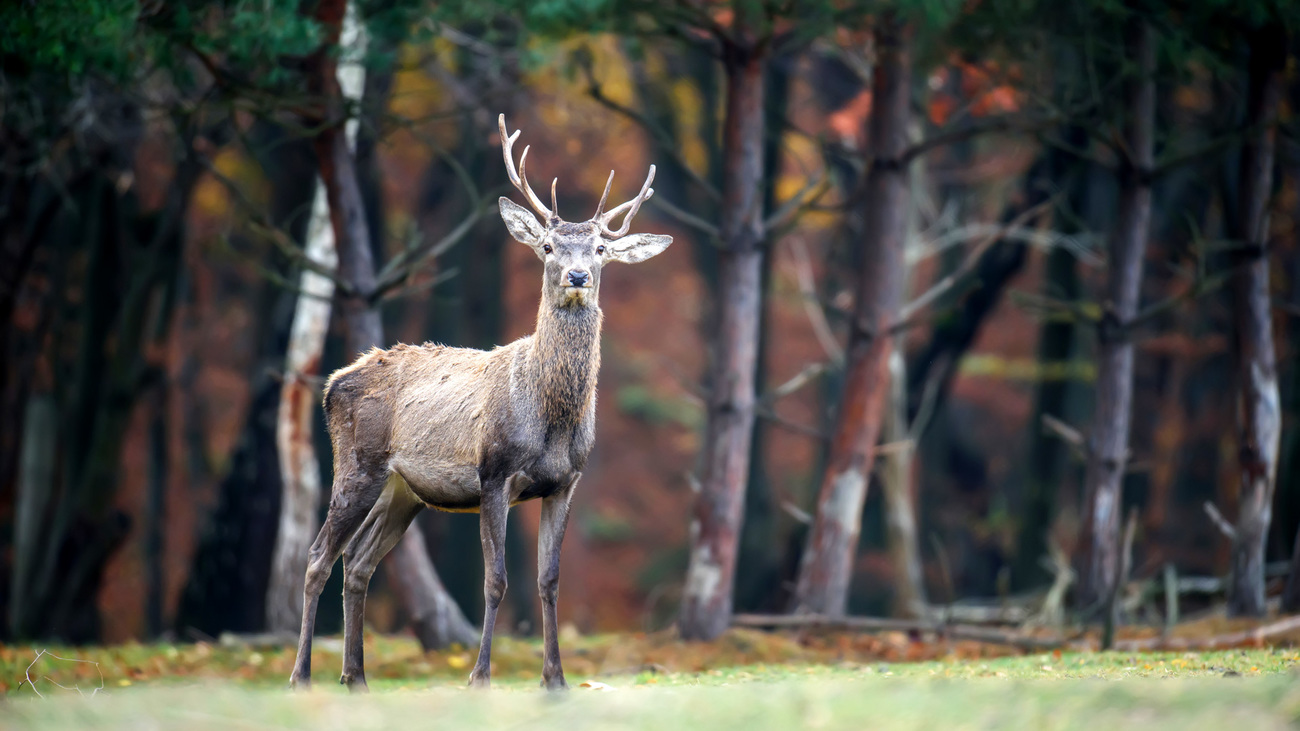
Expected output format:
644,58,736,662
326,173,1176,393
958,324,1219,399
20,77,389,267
265,4,362,637
302,0,476,648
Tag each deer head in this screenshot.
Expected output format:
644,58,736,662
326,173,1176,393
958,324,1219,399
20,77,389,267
498,114,673,308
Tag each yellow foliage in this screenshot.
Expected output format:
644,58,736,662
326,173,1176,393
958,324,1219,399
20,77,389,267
670,78,708,176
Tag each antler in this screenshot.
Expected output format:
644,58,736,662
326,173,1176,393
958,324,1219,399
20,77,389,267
499,114,556,223
593,165,656,238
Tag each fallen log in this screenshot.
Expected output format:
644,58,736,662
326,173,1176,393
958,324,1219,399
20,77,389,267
732,613,1078,650
1113,615,1300,652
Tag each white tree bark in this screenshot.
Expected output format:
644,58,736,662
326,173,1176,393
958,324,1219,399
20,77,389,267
880,350,926,618
266,4,365,634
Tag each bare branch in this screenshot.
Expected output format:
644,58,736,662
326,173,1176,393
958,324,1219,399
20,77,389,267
374,200,492,297
762,173,831,233
760,362,827,404
893,197,1054,332
787,237,845,365
650,196,720,237
376,267,460,303
581,63,721,203
197,156,356,297
1041,414,1085,451
902,114,1066,164
1203,501,1237,541
875,439,915,457
781,500,812,525
756,406,828,440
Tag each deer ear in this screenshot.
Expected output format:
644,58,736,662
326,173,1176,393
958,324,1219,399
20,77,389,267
606,233,672,264
499,197,546,250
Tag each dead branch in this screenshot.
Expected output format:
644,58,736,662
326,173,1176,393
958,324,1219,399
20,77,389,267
757,406,829,440
198,157,357,297
1203,501,1238,541
18,649,104,699
373,201,490,297
650,196,720,237
893,198,1054,331
875,439,915,457
787,237,845,364
1041,414,1085,451
763,173,831,233
1114,615,1300,652
781,500,812,525
581,65,720,203
1103,508,1139,650
761,362,827,404
732,613,1077,650
901,114,1066,164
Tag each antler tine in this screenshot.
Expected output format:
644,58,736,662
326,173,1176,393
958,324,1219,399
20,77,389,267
591,170,615,220
551,178,558,219
596,164,656,238
498,113,554,221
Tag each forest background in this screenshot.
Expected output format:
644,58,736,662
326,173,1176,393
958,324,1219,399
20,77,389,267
3,0,1300,649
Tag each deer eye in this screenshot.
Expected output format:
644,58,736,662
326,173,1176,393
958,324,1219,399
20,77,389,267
596,245,606,255
543,244,552,254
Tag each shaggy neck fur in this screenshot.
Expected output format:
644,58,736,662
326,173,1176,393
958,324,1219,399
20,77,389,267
528,298,602,427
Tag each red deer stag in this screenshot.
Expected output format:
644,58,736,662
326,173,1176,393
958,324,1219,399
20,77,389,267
289,114,672,691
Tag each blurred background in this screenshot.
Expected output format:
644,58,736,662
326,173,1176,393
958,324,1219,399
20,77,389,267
2,0,1299,648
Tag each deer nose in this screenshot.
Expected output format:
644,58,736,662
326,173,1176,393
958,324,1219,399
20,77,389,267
567,270,590,287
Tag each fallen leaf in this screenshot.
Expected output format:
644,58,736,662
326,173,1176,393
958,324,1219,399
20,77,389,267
579,680,617,691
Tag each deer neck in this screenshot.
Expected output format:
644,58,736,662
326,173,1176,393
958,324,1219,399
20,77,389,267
528,299,602,426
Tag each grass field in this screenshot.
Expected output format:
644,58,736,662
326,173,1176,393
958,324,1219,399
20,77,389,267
3,632,1300,729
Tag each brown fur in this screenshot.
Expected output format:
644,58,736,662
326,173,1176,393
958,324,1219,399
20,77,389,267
319,298,602,512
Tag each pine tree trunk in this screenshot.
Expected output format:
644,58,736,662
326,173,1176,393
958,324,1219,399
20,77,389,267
1227,25,1285,618
790,17,911,617
678,37,766,642
309,0,475,649
1076,19,1155,610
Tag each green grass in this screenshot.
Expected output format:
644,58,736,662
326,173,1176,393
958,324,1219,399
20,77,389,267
4,663,1300,731
4,637,1300,729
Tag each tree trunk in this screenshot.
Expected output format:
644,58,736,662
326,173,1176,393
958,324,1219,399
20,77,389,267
1075,19,1155,610
1227,25,1285,618
265,3,359,636
1280,140,1300,614
881,350,926,617
310,0,475,648
678,37,766,641
790,17,911,617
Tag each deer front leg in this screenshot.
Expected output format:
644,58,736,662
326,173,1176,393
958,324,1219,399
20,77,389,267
468,472,521,688
538,472,580,690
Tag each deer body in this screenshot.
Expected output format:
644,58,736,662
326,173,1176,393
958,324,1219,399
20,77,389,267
326,301,600,513
289,115,670,693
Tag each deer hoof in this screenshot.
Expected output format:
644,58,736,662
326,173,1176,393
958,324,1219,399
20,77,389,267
541,675,569,692
468,668,491,689
341,672,369,693
289,672,311,692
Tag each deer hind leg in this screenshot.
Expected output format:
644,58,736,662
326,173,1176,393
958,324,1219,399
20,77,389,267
338,472,424,692
289,464,387,691
538,472,580,690
468,471,528,688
